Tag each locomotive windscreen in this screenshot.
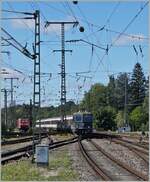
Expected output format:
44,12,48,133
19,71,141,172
73,114,82,122
83,114,93,122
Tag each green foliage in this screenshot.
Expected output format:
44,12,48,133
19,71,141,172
115,73,129,110
80,83,107,112
2,149,78,181
129,62,146,110
129,106,144,131
115,111,124,128
1,101,79,131
129,96,148,131
94,106,117,131
80,63,148,132
1,63,148,132
107,75,116,108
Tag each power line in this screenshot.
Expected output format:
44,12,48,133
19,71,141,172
92,1,149,79
60,2,108,80
2,9,34,15
29,1,60,40
104,2,121,26
110,1,149,48
104,28,149,41
6,2,34,34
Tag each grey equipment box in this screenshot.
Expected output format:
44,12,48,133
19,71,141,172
36,144,49,166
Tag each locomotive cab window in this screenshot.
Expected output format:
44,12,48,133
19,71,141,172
73,114,82,122
83,114,93,122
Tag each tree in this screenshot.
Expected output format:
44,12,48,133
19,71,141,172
115,111,124,128
94,106,116,131
115,73,129,110
80,83,107,112
107,75,116,108
141,96,149,131
129,62,146,110
129,106,144,131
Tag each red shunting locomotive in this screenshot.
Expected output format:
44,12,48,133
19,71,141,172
17,118,30,131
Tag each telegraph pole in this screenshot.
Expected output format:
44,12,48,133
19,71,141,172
4,77,18,106
45,21,78,126
29,99,33,128
1,89,8,128
1,89,11,129
124,74,128,127
4,89,7,128
4,77,18,128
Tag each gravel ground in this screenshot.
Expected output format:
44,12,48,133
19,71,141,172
93,138,149,176
67,141,101,181
42,135,101,181
82,139,139,181
121,136,149,145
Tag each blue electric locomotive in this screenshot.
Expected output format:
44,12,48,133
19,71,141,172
73,112,93,134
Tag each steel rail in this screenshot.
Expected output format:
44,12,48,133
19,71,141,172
1,137,78,164
2,135,46,145
90,140,148,181
78,139,112,181
112,139,149,165
117,138,149,150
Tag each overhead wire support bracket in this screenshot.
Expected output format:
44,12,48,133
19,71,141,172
53,49,72,53
1,17,35,20
45,21,79,28
66,39,108,52
1,28,35,59
2,9,35,15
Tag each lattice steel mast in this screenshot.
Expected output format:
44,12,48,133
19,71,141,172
45,21,78,125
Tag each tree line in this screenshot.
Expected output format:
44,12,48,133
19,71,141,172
1,62,149,132
80,62,148,131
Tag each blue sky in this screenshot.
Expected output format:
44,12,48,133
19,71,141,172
1,1,149,107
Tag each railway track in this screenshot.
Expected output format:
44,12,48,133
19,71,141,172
1,136,78,165
117,137,149,150
78,138,112,181
111,138,149,165
1,135,46,146
93,131,149,150
90,139,148,181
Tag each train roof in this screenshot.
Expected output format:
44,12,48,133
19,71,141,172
73,111,92,115
36,115,73,123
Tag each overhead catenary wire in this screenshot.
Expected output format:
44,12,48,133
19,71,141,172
2,9,34,15
76,1,120,53
64,1,114,80
6,2,35,34
29,1,60,40
92,1,149,79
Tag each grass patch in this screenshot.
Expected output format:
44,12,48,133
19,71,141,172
1,160,46,181
2,148,78,181
47,148,78,181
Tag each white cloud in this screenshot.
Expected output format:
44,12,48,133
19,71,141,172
11,15,76,35
113,34,146,45
11,19,34,29
0,67,31,83
0,67,36,84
